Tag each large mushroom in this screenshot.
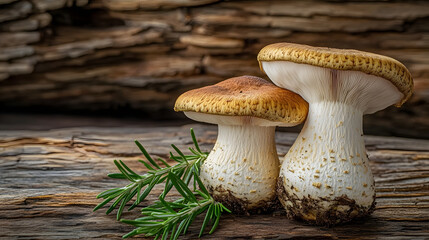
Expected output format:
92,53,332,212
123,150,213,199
258,43,413,225
174,75,308,212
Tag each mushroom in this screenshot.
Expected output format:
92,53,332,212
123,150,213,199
174,75,308,212
257,43,413,225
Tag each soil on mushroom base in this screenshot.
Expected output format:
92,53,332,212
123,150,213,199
276,177,376,226
208,185,281,215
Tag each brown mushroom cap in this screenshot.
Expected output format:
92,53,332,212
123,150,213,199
257,43,413,106
174,75,308,125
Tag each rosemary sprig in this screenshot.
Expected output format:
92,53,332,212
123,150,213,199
93,129,209,220
121,171,230,239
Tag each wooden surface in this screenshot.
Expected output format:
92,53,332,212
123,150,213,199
0,0,428,138
0,123,428,239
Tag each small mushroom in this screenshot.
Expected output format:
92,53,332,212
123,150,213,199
174,75,308,212
258,43,413,225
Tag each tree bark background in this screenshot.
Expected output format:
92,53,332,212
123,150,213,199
0,0,428,138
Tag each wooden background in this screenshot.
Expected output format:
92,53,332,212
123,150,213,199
0,0,428,138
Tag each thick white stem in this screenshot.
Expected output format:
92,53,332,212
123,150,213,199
261,61,389,223
200,124,279,208
280,101,375,208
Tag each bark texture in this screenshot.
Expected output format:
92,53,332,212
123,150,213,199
0,0,428,138
0,124,428,239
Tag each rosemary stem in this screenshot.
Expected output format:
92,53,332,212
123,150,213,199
180,198,214,217
160,198,213,228
152,159,199,177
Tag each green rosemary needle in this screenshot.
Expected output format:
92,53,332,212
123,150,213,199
121,171,230,239
93,129,208,220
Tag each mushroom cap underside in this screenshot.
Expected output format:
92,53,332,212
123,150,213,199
257,42,413,106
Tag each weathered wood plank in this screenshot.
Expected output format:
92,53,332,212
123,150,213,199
0,124,428,239
192,12,404,32
31,0,88,12
0,1,32,23
0,32,40,47
93,0,220,11
0,13,51,32
221,1,429,20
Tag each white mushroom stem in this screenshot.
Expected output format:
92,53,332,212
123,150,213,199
281,101,374,209
199,124,279,209
262,61,404,223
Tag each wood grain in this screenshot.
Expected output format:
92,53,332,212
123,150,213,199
0,0,428,138
0,124,428,239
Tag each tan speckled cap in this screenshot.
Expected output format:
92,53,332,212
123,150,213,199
174,75,308,125
257,43,413,106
